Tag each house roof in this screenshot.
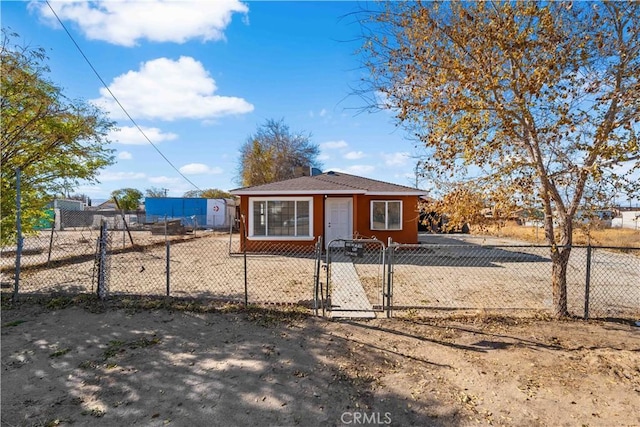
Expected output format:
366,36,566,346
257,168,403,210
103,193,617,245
85,200,117,211
230,171,427,196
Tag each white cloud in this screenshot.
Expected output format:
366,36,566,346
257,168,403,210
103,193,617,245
344,151,365,160
320,140,348,150
99,171,146,182
148,176,181,185
179,163,223,175
347,165,375,175
382,152,410,167
109,126,178,145
118,151,133,160
92,56,254,121
33,0,248,47
332,165,375,175
71,184,104,196
309,108,329,119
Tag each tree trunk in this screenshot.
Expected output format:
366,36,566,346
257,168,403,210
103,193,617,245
550,246,571,317
542,198,573,318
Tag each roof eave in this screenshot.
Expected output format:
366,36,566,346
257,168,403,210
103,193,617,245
231,190,365,196
367,191,428,196
231,190,427,196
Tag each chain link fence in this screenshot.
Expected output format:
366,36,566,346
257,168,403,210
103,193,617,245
585,247,640,318
1,216,319,308
386,242,639,319
388,244,555,313
2,213,639,319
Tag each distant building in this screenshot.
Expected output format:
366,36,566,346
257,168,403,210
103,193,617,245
86,200,118,211
47,198,85,211
144,197,238,229
612,210,640,230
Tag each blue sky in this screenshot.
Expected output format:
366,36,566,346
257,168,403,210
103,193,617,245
3,0,421,201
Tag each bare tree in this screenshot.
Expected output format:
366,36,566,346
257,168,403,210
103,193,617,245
359,1,640,316
237,119,321,187
145,187,168,198
183,189,233,198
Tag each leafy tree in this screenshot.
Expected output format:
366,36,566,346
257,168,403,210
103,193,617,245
1,30,115,245
145,187,168,198
183,188,233,199
359,2,639,316
111,188,142,212
422,185,489,233
237,118,321,186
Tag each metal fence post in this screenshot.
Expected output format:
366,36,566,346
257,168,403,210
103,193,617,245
165,216,170,297
584,245,592,320
97,220,108,300
313,237,322,316
324,242,331,317
228,219,233,250
47,211,55,266
194,216,198,237
241,215,248,306
386,238,394,318
13,168,22,302
112,195,134,247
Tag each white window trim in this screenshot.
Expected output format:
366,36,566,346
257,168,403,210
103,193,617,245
370,200,403,231
248,196,314,239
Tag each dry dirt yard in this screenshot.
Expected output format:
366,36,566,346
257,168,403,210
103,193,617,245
1,300,639,427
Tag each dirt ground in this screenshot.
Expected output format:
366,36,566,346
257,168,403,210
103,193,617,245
2,300,640,427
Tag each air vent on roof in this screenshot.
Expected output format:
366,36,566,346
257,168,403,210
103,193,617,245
327,171,335,175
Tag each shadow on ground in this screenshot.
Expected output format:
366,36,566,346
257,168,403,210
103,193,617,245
1,300,468,426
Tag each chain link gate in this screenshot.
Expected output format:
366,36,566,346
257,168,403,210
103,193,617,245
315,238,387,318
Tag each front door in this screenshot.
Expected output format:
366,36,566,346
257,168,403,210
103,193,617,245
325,198,352,248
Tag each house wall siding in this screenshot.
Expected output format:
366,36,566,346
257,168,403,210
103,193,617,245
239,194,323,251
238,193,420,251
354,195,420,244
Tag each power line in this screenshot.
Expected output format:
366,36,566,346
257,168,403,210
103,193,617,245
45,1,202,192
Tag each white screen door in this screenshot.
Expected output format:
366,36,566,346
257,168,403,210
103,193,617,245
325,198,352,247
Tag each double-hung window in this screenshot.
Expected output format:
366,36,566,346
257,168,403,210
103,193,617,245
371,200,402,230
250,197,312,237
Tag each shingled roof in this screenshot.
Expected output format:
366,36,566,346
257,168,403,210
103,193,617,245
231,171,426,196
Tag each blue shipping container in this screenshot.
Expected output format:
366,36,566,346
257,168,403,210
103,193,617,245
144,198,236,229
145,198,207,228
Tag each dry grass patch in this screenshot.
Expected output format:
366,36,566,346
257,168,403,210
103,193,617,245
476,223,640,248
573,227,640,247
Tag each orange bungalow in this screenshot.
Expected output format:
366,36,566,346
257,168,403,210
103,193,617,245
230,171,427,251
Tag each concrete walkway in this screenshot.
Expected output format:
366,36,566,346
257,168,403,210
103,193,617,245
329,260,376,319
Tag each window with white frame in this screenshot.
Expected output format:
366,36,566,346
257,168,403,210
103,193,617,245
250,197,312,237
371,200,402,230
